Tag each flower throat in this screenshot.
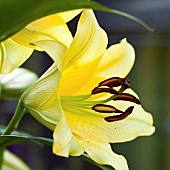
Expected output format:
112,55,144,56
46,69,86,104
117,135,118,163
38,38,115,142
61,77,141,123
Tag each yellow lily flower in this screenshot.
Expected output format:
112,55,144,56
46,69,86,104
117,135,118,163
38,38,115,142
2,150,31,170
22,10,155,170
0,9,81,74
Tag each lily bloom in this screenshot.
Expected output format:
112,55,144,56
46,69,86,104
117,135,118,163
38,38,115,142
22,10,155,170
0,9,81,74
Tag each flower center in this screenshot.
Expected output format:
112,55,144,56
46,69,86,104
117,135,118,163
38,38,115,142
60,77,140,123
91,77,141,122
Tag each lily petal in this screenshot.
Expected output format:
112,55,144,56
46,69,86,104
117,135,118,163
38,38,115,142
11,29,45,51
69,40,135,95
64,89,155,143
81,141,129,170
0,39,33,74
96,39,135,78
59,10,108,96
27,14,68,31
23,65,62,129
12,14,73,49
58,9,82,22
73,75,104,95
23,64,60,109
32,40,67,70
53,113,84,157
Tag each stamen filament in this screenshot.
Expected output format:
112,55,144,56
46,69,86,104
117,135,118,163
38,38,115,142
61,94,92,102
100,85,128,103
61,85,128,108
63,106,107,119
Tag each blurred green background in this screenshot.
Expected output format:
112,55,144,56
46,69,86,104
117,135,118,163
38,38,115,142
1,0,170,169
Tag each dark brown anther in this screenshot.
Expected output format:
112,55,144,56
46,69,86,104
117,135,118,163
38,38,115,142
92,104,123,113
98,77,123,88
98,77,130,89
113,93,141,104
91,87,119,95
104,106,134,122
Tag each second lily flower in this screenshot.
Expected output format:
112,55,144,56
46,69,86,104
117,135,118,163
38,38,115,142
0,10,81,73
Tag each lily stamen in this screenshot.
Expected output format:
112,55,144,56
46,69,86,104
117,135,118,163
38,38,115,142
113,93,141,104
91,87,119,95
92,104,123,113
104,106,134,122
91,77,141,122
98,77,130,88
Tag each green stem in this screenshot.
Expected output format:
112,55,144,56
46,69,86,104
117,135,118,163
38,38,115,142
2,99,25,135
0,84,2,99
0,148,4,170
0,97,26,170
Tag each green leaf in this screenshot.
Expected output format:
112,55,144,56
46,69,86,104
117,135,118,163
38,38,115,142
0,0,153,42
0,132,113,170
0,125,53,147
0,135,53,148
